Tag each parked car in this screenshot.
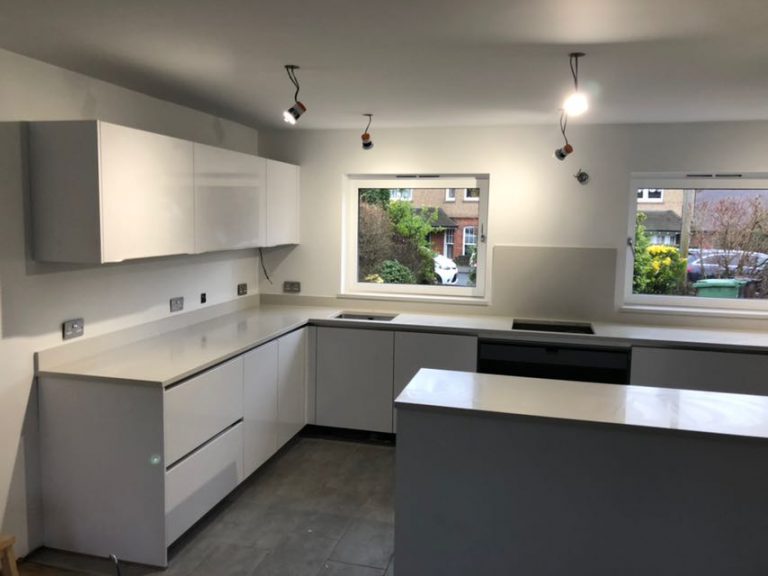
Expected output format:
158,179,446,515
687,250,768,282
434,254,458,284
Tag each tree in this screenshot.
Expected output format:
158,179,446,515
388,202,440,284
358,203,394,280
359,188,391,209
633,213,686,295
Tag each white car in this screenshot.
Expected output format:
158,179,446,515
434,254,458,284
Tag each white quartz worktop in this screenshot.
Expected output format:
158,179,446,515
396,368,768,439
38,303,768,387
38,305,341,386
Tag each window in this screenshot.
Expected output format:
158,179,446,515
445,228,455,258
463,226,476,256
637,188,664,203
464,188,480,202
623,174,768,315
344,175,489,300
445,188,456,202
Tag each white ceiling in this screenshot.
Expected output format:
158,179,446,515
1,0,768,130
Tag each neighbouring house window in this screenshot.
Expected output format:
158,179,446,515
625,175,768,314
345,176,488,299
637,188,663,203
463,226,477,255
464,188,480,202
445,228,455,258
445,188,456,202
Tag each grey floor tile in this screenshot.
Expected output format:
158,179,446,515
24,438,395,576
187,543,269,576
315,560,385,576
329,518,395,570
251,532,339,576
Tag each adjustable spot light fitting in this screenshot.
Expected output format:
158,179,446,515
361,114,374,150
283,65,307,125
554,110,574,160
563,52,588,117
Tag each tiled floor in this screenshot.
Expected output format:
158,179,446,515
21,437,395,576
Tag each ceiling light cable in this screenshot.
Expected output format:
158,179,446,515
283,65,307,125
562,52,588,117
361,113,374,150
554,110,574,160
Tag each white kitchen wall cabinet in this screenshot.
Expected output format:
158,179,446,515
630,346,768,395
243,340,279,477
265,159,300,246
316,327,395,433
30,120,194,263
393,331,477,430
277,327,307,448
194,143,267,252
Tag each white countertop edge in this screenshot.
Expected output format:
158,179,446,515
395,369,768,440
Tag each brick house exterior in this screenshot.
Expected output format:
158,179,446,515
409,188,480,260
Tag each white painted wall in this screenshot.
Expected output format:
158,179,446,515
0,49,260,555
258,122,768,330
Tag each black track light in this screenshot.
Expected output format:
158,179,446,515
283,65,306,125
361,114,374,150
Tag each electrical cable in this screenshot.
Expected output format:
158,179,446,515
570,53,579,91
285,65,300,104
258,247,273,284
559,110,569,146
364,114,372,133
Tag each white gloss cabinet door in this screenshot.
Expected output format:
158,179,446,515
243,341,279,477
277,328,307,448
163,357,243,466
265,159,300,246
99,122,195,262
316,327,394,433
194,144,266,252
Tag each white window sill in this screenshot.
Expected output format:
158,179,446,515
339,292,490,306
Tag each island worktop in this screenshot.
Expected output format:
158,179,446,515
395,368,768,576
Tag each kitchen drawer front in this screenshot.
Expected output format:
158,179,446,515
164,357,243,465
165,422,243,545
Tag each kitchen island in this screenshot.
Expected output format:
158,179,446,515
394,369,768,576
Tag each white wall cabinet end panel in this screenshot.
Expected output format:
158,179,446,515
277,328,307,448
29,120,195,263
265,159,300,246
194,143,266,252
165,422,244,545
164,357,243,465
243,341,279,477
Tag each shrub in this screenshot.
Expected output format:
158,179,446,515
376,260,417,284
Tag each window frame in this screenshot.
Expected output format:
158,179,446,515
445,188,456,202
620,172,768,317
343,175,489,301
464,188,480,202
463,226,477,256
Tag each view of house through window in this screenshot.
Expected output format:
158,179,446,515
357,186,480,288
632,187,768,301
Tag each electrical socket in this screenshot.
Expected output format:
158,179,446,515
62,318,84,340
237,283,248,296
283,281,301,293
200,292,207,304
170,296,184,313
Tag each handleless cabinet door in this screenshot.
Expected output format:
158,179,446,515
243,341,279,478
277,328,307,448
265,159,299,246
316,327,394,433
194,144,266,252
164,357,243,466
99,122,195,262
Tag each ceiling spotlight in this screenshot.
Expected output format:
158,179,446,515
554,143,574,161
562,52,588,117
283,65,306,125
554,110,574,160
574,169,590,184
361,114,374,150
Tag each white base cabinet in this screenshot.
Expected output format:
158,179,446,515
39,329,308,567
316,327,395,433
315,328,477,433
630,346,768,395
